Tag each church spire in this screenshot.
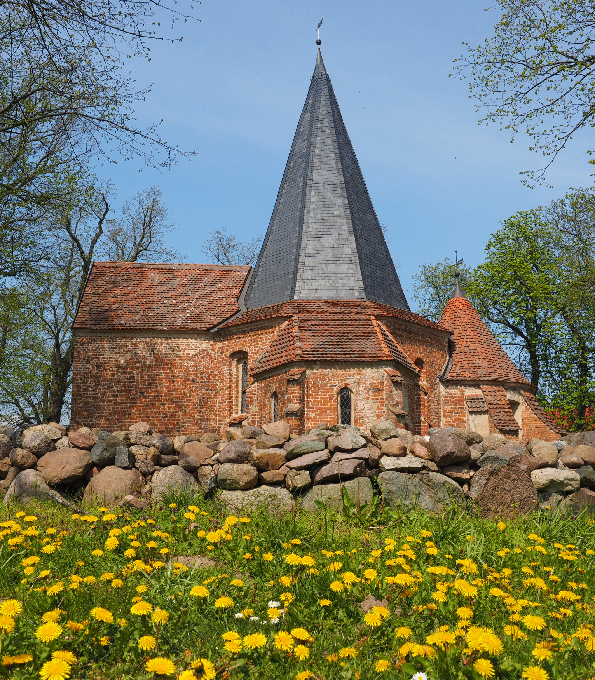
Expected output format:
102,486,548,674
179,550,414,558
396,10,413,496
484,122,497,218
243,49,409,311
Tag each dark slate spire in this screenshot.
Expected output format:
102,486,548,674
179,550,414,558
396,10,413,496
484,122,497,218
451,272,465,298
243,49,409,311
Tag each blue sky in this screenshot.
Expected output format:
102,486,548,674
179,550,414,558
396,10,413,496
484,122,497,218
97,0,594,308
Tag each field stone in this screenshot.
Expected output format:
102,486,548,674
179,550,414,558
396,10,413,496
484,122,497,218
2,466,20,488
218,440,252,464
54,437,70,450
369,420,400,441
565,431,595,447
225,427,243,441
452,428,483,445
146,447,161,464
242,425,265,439
331,449,370,464
300,477,374,512
136,457,156,476
283,433,326,451
129,422,152,434
91,432,125,466
469,445,483,463
29,423,65,441
531,468,580,492
577,466,595,490
0,434,12,458
249,449,287,471
181,441,213,468
284,449,330,470
380,439,408,457
0,458,11,479
4,469,75,508
379,455,425,473
262,420,290,441
311,458,366,484
151,466,198,501
200,432,222,444
378,471,465,513
428,431,471,466
253,434,286,449
159,455,178,467
473,462,537,518
573,445,595,467
219,485,294,513
327,429,366,453
152,434,174,456
559,488,595,514
286,469,311,492
260,470,285,485
21,429,55,457
83,466,143,505
68,428,98,450
531,442,559,466
115,447,135,468
518,455,549,472
36,448,93,484
9,448,37,469
559,452,584,469
286,440,326,460
538,490,565,509
197,466,217,494
128,431,153,447
217,463,258,490
410,442,431,460
477,452,510,469
440,463,473,482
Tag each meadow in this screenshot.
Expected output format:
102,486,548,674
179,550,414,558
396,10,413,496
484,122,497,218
0,492,593,680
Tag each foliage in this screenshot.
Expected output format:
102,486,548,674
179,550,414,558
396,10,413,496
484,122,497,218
455,0,595,184
411,258,472,322
0,498,593,679
201,227,262,267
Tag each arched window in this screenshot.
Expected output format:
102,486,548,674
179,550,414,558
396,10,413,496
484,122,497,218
339,387,353,425
271,392,279,422
240,359,248,414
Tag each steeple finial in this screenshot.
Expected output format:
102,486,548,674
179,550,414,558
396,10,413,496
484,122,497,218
316,18,323,45
451,251,466,298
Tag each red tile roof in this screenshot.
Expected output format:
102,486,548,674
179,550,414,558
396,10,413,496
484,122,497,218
73,262,250,331
521,390,566,435
440,296,529,384
481,385,520,433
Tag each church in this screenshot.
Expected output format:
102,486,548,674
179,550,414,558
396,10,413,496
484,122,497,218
71,48,562,442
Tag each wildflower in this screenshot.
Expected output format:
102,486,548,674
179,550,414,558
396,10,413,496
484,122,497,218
139,636,157,651
375,659,390,672
263,553,273,561
275,631,294,651
105,537,119,550
339,647,357,658
395,626,413,639
319,599,331,607
291,628,313,642
130,601,152,616
532,646,553,662
39,658,71,680
36,622,63,642
474,659,495,679
242,633,267,649
293,644,310,661
497,522,506,531
363,568,377,581
230,579,244,587
341,571,360,585
454,579,478,597
295,672,315,680
90,608,113,624
364,609,384,627
522,615,547,631
190,659,216,679
91,550,104,557
521,667,549,680
224,639,242,653
52,651,77,664
2,654,33,665
0,600,22,616
214,596,233,609
426,630,456,649
411,673,428,680
503,625,526,639
145,657,176,675
179,671,197,680
330,581,344,592
190,586,209,598
466,627,503,655
46,583,64,596
152,609,170,624
268,600,280,608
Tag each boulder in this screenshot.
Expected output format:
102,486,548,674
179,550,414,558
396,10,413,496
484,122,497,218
311,458,366,485
225,427,243,441
21,429,55,457
378,471,465,512
469,445,483,463
129,421,152,434
495,443,526,457
367,445,381,468
253,434,286,449
197,466,217,494
219,486,294,513
146,447,161,464
327,429,366,453
67,427,97,450
136,457,156,476
577,466,595,490
284,449,330,470
0,458,11,479
518,455,549,472
180,441,213,470
477,452,511,469
54,437,70,450
285,469,311,492
452,429,483,445
283,433,327,451
173,435,187,454
530,442,558,466
380,439,408,457
564,431,595,448
218,440,252,464
151,466,199,501
262,420,290,441
286,440,326,460
0,426,15,440
83,466,143,505
115,447,135,468
301,477,374,512
559,488,595,514
260,470,285,485
473,462,537,518
573,445,595,467
538,490,565,509
559,452,584,469
128,431,153,447
112,431,132,445
0,434,13,458
331,449,370,463
1,466,20,488
217,463,258,490
130,444,149,459
9,448,38,469
531,468,581,493
4,469,74,508
200,432,222,444
159,455,178,466
249,449,287,471
410,442,431,460
151,434,174,456
440,463,473,483
370,420,401,441
90,432,126,466
36,448,93,484
242,425,265,439
428,431,471,466
379,455,425,473
27,423,64,441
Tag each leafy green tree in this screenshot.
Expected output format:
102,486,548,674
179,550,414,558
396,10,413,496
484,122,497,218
455,0,595,183
411,257,472,322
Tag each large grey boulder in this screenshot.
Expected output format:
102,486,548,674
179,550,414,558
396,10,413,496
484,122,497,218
36,448,93,484
378,471,465,512
91,432,127,466
311,458,366,484
301,477,374,512
577,466,595,490
284,449,330,470
151,465,198,501
4,469,74,508
262,420,290,441
472,462,537,518
379,455,425,473
9,448,38,469
286,440,326,460
219,486,294,513
21,429,55,457
197,466,217,494
217,463,258,490
241,425,265,439
531,468,580,493
115,447,135,468
530,442,558,466
218,440,252,464
0,434,13,458
428,431,471,466
285,469,311,492
370,421,400,441
68,427,98,450
83,466,143,505
327,429,366,453
151,434,174,456
283,433,326,451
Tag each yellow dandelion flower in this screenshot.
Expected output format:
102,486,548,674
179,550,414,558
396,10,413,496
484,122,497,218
375,659,390,672
319,598,331,607
90,608,113,624
503,625,525,639
341,571,360,584
152,609,170,624
51,651,76,664
532,646,553,662
474,659,495,679
521,667,549,680
39,658,71,680
339,647,357,658
522,615,547,631
0,600,22,616
295,672,315,680
36,622,63,643
242,633,267,649
0,614,14,633
263,552,273,561
330,580,344,592
138,635,157,651
224,640,242,653
395,626,413,639
190,586,209,598
454,579,478,597
291,628,313,642
130,601,152,616
363,569,377,581
364,610,383,627
293,644,309,661
145,657,176,675
214,596,233,609
274,631,294,651
190,659,215,679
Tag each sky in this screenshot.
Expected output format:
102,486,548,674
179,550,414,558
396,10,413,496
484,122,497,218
97,0,595,308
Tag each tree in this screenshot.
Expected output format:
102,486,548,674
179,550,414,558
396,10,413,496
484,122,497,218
411,257,472,322
201,227,262,266
456,0,595,183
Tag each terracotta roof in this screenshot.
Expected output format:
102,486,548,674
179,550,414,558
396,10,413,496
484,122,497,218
250,302,418,375
521,390,566,435
465,395,488,412
481,385,520,434
73,262,250,331
439,296,529,384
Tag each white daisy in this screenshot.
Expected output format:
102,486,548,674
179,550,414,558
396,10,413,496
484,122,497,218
234,612,244,619
249,616,260,622
268,600,281,608
269,618,279,624
411,673,428,680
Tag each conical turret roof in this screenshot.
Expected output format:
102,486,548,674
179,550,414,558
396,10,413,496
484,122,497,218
243,49,408,311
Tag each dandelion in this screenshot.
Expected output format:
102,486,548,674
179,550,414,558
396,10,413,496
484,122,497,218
291,628,313,642
52,651,76,664
375,659,390,672
454,579,478,597
139,635,157,651
0,615,14,633
522,615,547,631
130,601,153,616
152,609,170,624
330,581,344,592
90,608,113,623
191,659,216,679
319,599,331,607
190,586,209,598
339,647,357,658
145,657,176,675
275,631,294,651
242,633,267,649
39,658,71,680
474,659,495,679
224,639,242,653
532,646,553,662
0,600,22,616
214,596,233,609
36,622,63,643
293,644,310,661
521,667,549,680
395,626,413,639
295,672,315,680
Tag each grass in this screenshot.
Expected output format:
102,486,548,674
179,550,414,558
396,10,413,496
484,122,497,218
0,492,593,680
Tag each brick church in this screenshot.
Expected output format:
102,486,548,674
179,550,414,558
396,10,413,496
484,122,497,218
72,49,562,442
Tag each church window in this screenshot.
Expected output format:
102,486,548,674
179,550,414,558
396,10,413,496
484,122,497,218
271,392,279,422
339,387,353,425
240,360,248,413
232,353,249,415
